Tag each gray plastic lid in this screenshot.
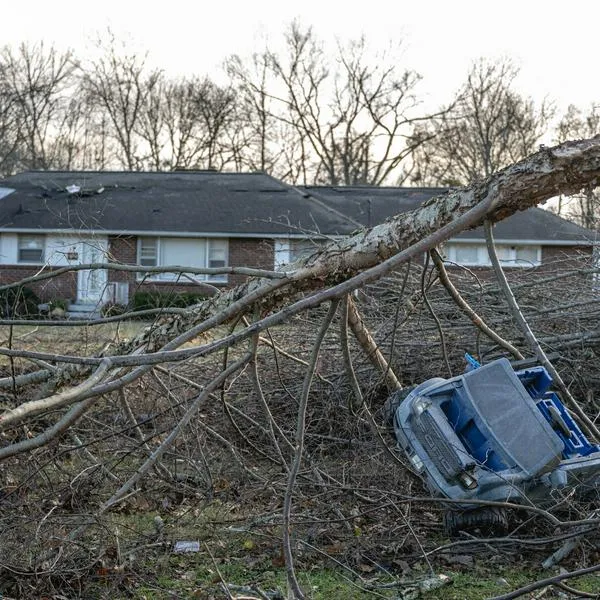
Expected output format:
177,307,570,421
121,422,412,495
461,359,563,477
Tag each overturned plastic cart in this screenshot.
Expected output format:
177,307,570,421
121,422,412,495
384,356,600,534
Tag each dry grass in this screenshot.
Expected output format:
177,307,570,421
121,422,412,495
0,321,146,369
1,262,600,598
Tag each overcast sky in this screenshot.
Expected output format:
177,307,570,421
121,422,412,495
4,0,599,115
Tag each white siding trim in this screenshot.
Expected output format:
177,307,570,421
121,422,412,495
0,228,323,240
274,239,291,269
444,242,542,267
448,237,593,246
0,233,18,264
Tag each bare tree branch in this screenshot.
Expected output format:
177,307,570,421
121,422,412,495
430,247,524,360
488,563,600,600
282,299,339,600
485,219,600,441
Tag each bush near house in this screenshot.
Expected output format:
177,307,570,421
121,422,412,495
99,301,128,318
0,286,40,318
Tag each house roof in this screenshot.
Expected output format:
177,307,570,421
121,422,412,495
0,171,594,245
301,185,595,245
0,171,357,237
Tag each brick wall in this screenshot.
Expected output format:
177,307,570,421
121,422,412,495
108,235,137,283
106,235,276,299
0,266,77,303
228,239,275,287
540,245,593,270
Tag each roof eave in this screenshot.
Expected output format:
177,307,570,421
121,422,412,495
0,227,594,245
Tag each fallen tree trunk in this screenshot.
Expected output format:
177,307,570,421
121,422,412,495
24,139,600,356
2,136,600,427
130,135,600,355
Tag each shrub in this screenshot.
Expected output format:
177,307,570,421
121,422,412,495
0,287,40,318
49,298,68,311
100,302,127,317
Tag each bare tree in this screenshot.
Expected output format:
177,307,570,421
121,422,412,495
0,79,19,176
226,48,311,180
135,73,167,170
0,42,78,171
555,104,600,228
228,23,432,185
410,58,553,186
135,74,238,171
44,89,109,171
226,52,279,173
82,35,161,170
196,79,238,170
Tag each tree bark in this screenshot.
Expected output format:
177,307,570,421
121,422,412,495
124,135,600,354
2,136,600,421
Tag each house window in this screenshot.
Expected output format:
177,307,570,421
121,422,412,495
18,235,45,263
137,237,228,282
496,245,541,266
208,239,228,281
453,244,480,265
290,239,322,263
139,237,158,267
444,243,541,267
274,238,327,269
513,246,540,265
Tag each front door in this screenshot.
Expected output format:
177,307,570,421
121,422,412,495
76,239,108,305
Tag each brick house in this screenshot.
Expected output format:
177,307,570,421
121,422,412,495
0,171,595,317
299,185,596,271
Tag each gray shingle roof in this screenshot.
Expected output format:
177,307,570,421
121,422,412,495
0,172,594,245
0,171,357,236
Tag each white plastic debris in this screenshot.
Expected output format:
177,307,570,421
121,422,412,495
173,541,200,553
153,515,165,534
400,574,452,599
419,574,451,592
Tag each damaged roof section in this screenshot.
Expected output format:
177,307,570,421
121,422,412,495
0,171,358,236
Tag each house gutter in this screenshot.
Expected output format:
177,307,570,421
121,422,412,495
0,228,340,240
0,227,591,247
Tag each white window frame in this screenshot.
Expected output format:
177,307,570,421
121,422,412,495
444,242,541,267
207,239,228,281
138,237,159,268
508,245,542,266
18,234,45,264
274,239,291,269
136,237,228,283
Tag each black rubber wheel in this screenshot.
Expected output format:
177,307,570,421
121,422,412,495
444,506,509,537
